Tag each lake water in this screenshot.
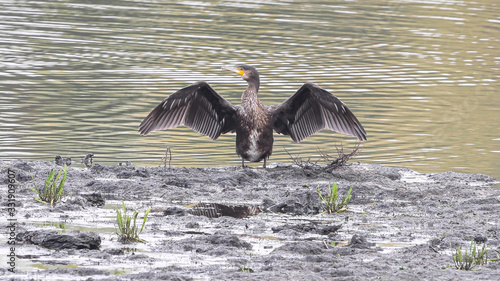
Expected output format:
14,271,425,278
1,0,499,179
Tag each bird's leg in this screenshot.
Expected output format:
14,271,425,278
241,158,245,168
263,157,267,169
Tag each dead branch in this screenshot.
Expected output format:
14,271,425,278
285,143,362,174
323,144,362,171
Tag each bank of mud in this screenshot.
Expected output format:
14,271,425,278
1,159,499,280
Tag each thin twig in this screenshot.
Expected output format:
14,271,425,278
160,147,172,169
284,148,321,171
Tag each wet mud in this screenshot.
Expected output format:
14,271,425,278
1,159,500,280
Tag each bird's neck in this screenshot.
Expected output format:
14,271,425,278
241,81,260,108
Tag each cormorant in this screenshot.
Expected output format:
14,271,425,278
138,65,367,168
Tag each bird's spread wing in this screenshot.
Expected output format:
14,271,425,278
271,82,367,142
138,81,237,140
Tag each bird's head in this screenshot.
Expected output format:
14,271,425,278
222,64,259,83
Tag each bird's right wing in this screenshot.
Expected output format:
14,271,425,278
138,81,237,140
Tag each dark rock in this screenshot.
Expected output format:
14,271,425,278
186,222,200,228
348,234,375,249
53,194,104,211
429,238,445,250
164,178,191,188
261,198,276,210
272,202,307,215
105,248,125,255
164,207,186,216
90,163,105,174
271,223,341,235
17,230,100,250
474,235,488,244
272,223,316,233
206,235,252,250
55,196,88,211
272,242,324,255
128,253,149,260
318,225,342,235
81,192,105,207
117,168,149,179
266,191,321,215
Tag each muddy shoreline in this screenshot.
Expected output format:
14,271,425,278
1,159,500,280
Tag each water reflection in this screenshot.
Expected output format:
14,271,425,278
0,0,498,179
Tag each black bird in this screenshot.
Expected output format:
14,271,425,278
139,65,367,168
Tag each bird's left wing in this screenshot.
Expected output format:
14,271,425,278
138,81,237,140
271,82,367,142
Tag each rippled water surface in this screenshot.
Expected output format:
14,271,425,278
1,0,499,178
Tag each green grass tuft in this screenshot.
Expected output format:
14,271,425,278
31,164,67,207
115,202,151,243
452,241,488,270
317,183,352,214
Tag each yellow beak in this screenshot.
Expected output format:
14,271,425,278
222,65,244,76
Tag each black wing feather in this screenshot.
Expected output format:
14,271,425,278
138,81,237,140
272,82,366,142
